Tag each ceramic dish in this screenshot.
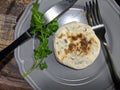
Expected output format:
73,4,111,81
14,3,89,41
14,0,120,90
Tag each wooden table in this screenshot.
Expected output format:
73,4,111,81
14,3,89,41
0,0,33,90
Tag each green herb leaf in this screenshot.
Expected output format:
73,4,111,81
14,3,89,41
39,62,48,70
22,0,58,78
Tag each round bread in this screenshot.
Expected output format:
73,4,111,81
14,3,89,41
53,21,100,69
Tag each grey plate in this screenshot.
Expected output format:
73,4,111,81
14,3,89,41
14,0,120,90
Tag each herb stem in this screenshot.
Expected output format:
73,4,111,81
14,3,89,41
22,0,58,78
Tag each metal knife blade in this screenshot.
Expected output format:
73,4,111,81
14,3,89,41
0,0,77,60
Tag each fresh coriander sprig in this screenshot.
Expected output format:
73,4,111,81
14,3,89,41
22,0,58,78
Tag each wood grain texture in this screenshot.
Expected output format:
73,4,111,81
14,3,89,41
0,0,33,90
0,0,31,16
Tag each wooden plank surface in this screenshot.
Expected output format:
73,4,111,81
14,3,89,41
0,0,33,90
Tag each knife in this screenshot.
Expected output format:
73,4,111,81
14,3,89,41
0,0,77,60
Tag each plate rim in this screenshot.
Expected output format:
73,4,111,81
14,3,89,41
14,0,119,90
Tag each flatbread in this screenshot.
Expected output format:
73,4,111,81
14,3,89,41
53,21,100,69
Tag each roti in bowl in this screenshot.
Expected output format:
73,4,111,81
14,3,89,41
53,21,100,69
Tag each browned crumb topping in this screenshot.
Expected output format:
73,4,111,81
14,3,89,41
64,33,95,56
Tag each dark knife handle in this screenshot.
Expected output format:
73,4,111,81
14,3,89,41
101,42,120,89
0,29,32,60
